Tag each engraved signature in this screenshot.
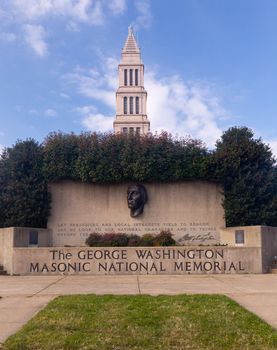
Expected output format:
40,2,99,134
178,232,215,243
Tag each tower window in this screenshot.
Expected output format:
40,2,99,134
130,127,134,134
123,97,127,114
122,127,128,134
135,69,138,86
130,97,133,114
124,69,127,86
136,127,140,134
130,69,133,86
135,97,139,114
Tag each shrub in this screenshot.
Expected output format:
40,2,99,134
127,234,144,246
85,233,102,247
85,231,176,247
101,233,130,247
140,233,155,246
153,230,176,246
86,233,130,247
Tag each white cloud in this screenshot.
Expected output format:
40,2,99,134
75,105,96,114
145,72,229,147
10,0,54,20
60,92,70,99
0,0,132,28
71,72,115,107
85,1,104,25
71,0,94,22
64,58,117,108
44,108,57,117
108,0,126,15
133,0,152,29
66,21,80,32
0,32,16,42
4,0,104,24
82,113,114,132
24,24,48,57
76,106,113,132
0,0,150,56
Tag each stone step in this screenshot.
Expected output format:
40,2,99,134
271,268,277,274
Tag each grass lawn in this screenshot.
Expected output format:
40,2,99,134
2,294,277,350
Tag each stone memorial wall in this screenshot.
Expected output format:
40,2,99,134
48,181,225,247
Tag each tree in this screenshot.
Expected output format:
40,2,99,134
0,139,50,228
208,127,277,226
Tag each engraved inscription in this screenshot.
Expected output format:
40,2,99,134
55,221,218,245
28,248,246,275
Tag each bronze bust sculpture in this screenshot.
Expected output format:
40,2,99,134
127,184,147,217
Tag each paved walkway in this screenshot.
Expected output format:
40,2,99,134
0,274,277,343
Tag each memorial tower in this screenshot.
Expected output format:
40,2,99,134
113,26,150,135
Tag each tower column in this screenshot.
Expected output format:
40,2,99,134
113,26,150,135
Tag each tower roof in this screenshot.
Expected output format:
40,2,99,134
122,26,140,53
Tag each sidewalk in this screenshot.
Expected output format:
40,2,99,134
1,274,277,343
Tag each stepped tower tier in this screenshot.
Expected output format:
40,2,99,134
113,26,150,135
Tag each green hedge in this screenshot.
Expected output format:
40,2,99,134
42,132,209,183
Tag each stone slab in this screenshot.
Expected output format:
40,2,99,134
48,181,225,246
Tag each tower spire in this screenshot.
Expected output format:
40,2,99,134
123,25,140,54
113,27,150,135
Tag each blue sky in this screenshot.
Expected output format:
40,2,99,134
0,0,277,154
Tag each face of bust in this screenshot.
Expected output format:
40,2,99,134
127,186,143,210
